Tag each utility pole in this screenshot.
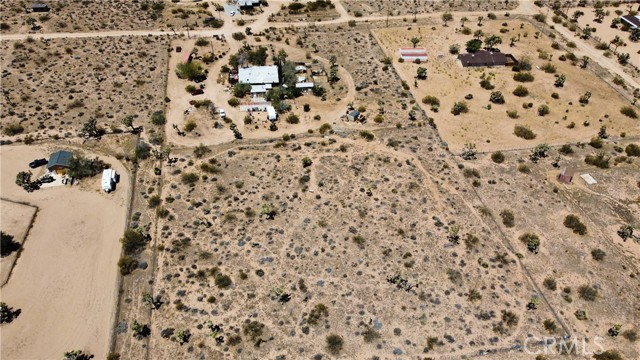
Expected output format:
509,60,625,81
386,0,390,27
185,19,190,39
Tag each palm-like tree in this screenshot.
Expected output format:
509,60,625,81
410,37,421,48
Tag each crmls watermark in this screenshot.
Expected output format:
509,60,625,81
523,335,605,356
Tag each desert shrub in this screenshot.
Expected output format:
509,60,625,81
559,144,573,155
326,334,344,355
543,278,557,291
121,229,147,254
449,44,460,54
307,303,329,325
491,151,505,163
541,63,556,73
231,32,246,41
135,141,152,160
286,113,299,124
215,273,232,289
362,326,381,343
589,137,603,148
150,111,166,125
512,85,529,97
551,92,559,99
578,285,598,301
537,104,550,116
242,321,264,342
622,330,638,342
451,101,469,115
422,95,440,106
519,233,541,253
517,164,531,173
233,83,251,97
625,143,640,157
181,172,199,185
620,106,638,118
228,98,240,107
585,152,610,168
118,255,139,275
514,125,536,139
175,61,203,80
507,110,519,119
593,350,623,360
195,37,209,46
2,123,24,136
359,131,374,141
591,248,606,261
193,144,211,158
564,214,587,235
490,91,505,104
500,210,515,227
184,120,197,132
513,72,534,82
147,195,161,208
480,78,495,89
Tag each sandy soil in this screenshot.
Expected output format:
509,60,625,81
0,200,37,286
0,144,129,359
568,5,640,69
373,19,640,152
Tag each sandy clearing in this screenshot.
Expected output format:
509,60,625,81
0,145,129,360
0,200,37,286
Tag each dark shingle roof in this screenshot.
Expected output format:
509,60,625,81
47,150,73,169
458,51,507,67
621,15,640,28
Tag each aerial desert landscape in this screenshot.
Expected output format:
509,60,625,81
1,1,638,360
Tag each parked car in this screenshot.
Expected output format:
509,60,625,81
29,158,47,169
193,74,207,83
38,175,54,184
219,109,226,118
191,89,204,95
176,46,182,53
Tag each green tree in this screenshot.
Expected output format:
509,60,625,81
233,82,251,97
460,16,468,27
121,229,147,255
121,115,135,131
410,37,421,48
441,12,453,26
484,34,502,49
1,231,21,257
175,61,203,80
466,39,483,53
326,334,344,355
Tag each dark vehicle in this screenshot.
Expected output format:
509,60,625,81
29,158,47,169
193,74,207,83
191,89,204,95
38,175,55,184
176,46,182,53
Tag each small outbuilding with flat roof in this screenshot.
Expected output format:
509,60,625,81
47,150,73,174
620,15,640,29
458,50,517,67
32,3,50,12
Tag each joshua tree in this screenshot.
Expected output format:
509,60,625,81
328,55,337,67
473,29,484,39
131,320,147,337
80,117,102,139
410,37,421,48
530,143,550,162
447,225,461,245
610,35,625,52
175,329,190,345
527,297,540,310
122,114,135,131
489,91,505,104
598,126,608,139
302,157,313,167
261,203,276,219
555,74,566,87
594,8,605,22
617,225,634,241
461,143,477,160
580,56,590,68
0,302,19,324
581,26,594,40
441,12,453,26
520,233,541,254
229,123,242,140
460,16,468,27
477,15,484,26
571,10,584,22
416,67,427,80
608,324,622,337
63,350,90,360
630,28,640,42
579,91,592,104
617,52,630,65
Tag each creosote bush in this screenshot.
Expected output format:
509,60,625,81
564,214,587,235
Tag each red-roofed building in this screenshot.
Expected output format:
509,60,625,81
399,47,428,62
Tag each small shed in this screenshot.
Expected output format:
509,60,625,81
399,47,428,62
47,150,73,174
558,167,575,184
32,3,50,12
348,110,361,121
580,174,597,185
266,106,277,121
295,82,314,90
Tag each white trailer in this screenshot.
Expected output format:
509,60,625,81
102,169,117,192
266,106,277,121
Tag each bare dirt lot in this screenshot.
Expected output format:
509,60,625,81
373,19,640,152
341,0,518,18
0,35,171,139
0,144,129,359
0,199,37,286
